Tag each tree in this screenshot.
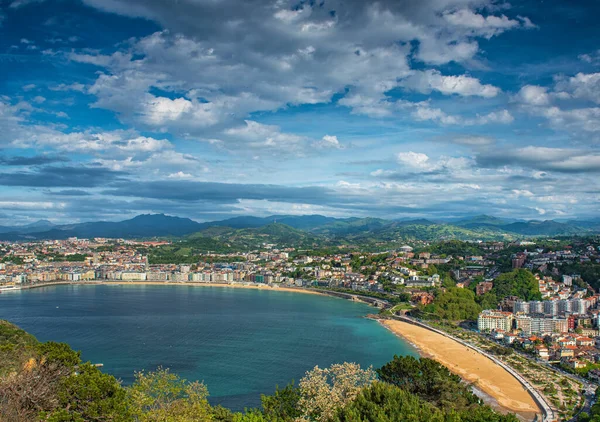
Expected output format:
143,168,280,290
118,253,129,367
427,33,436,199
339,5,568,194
43,363,131,422
334,381,518,422
297,362,376,422
260,382,301,421
127,367,213,422
422,288,481,321
492,269,541,301
37,342,81,368
334,381,445,422
376,355,479,410
477,292,498,310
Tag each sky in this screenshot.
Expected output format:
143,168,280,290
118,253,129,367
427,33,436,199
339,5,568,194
0,0,599,224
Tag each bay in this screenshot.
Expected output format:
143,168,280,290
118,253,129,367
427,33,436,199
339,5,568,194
0,284,416,410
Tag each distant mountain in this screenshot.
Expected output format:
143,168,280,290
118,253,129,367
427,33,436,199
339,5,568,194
396,218,437,226
566,219,600,230
0,213,595,242
498,220,584,236
454,214,510,227
196,214,339,231
0,214,203,240
0,220,56,234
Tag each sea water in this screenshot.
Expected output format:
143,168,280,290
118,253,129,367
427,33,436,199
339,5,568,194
0,284,416,410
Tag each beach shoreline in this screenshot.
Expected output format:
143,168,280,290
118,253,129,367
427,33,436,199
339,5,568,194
17,281,325,296
379,318,542,421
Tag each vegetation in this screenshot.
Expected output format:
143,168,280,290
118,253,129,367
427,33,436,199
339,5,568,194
0,321,518,422
419,288,482,321
492,269,541,301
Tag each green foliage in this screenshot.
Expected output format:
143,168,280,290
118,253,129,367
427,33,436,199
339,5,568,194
260,383,301,421
127,367,213,421
376,355,479,411
476,291,498,310
0,320,39,375
334,381,518,422
44,363,131,422
422,288,482,321
492,269,541,301
334,381,446,422
37,342,81,368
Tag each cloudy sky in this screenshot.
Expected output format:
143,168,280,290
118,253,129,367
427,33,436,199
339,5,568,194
0,0,599,224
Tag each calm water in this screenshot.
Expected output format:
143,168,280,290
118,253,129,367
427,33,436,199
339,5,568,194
0,284,416,410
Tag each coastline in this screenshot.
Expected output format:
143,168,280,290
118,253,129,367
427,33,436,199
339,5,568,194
379,319,541,421
16,281,325,296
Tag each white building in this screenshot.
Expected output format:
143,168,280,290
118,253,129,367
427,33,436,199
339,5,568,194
478,310,514,332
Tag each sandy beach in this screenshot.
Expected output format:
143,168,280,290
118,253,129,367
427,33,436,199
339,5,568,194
381,319,541,420
99,281,325,295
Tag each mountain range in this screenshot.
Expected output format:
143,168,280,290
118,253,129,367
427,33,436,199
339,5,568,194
0,213,598,242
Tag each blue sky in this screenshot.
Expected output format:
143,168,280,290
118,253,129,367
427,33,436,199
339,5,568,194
0,0,599,224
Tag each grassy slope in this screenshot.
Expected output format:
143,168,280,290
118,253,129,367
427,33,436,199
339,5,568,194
0,320,39,375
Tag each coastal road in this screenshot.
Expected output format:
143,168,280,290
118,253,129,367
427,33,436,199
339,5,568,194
395,315,557,422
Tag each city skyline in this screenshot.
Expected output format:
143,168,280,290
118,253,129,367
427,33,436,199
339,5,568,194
1,0,599,224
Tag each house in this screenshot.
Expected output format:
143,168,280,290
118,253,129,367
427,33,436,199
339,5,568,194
576,336,594,347
535,346,550,360
558,346,577,358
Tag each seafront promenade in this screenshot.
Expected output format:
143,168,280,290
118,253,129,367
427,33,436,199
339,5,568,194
385,315,557,422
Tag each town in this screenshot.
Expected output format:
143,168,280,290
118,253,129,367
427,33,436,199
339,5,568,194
2,234,600,420
3,236,600,377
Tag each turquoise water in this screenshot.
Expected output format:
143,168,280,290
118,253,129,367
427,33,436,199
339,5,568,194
0,284,416,410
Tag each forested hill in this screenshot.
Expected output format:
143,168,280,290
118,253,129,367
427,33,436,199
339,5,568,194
0,320,519,422
0,213,597,241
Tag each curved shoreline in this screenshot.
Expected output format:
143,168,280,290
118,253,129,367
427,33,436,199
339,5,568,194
379,318,543,421
17,281,325,296
12,281,546,421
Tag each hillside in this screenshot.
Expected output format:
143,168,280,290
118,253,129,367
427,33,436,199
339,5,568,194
0,213,595,242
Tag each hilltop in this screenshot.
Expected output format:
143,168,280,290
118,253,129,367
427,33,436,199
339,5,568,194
0,213,596,245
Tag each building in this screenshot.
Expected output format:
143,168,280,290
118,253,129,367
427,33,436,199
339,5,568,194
512,253,526,269
478,310,514,332
476,281,493,296
405,274,440,288
121,272,147,281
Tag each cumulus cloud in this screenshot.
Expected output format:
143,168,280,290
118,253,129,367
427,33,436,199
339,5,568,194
442,8,523,38
517,85,550,106
397,152,430,169
401,70,500,97
314,135,343,149
554,72,600,104
65,0,530,141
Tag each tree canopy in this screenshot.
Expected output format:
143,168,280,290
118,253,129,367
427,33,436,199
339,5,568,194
492,269,541,301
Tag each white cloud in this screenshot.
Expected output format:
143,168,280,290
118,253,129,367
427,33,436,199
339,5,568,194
554,72,600,104
411,103,513,125
513,189,534,197
223,120,307,152
68,0,530,140
442,9,522,38
314,135,343,149
517,85,550,106
401,70,500,97
397,151,430,169
167,171,193,179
